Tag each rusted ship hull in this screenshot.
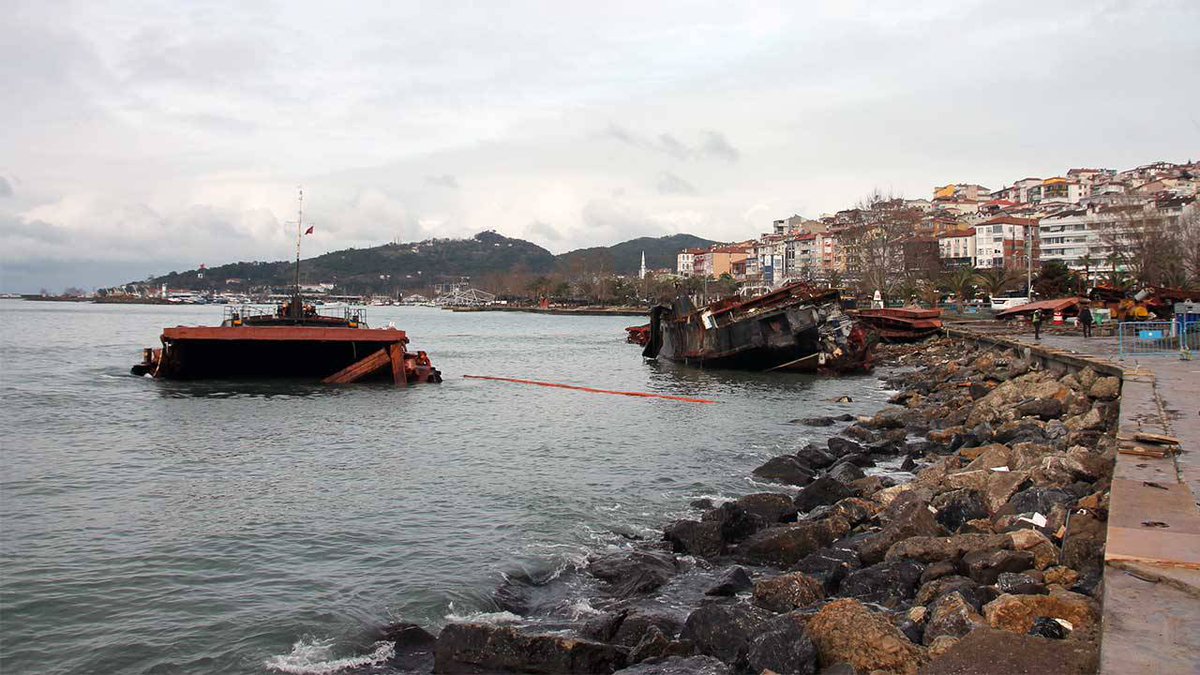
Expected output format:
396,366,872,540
134,326,440,384
642,283,873,374
853,307,943,343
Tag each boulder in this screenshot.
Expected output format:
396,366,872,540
984,470,1030,515
838,559,924,608
806,599,926,674
922,591,986,645
702,503,764,544
828,461,867,484
734,492,798,524
828,436,867,455
919,560,959,585
918,627,1099,675
825,497,878,527
794,476,853,513
613,611,684,648
982,590,1100,636
753,571,825,612
1043,565,1081,587
1060,512,1106,576
738,520,846,567
1014,397,1064,421
885,533,1012,564
1063,408,1104,432
681,603,772,666
704,566,753,597
589,550,678,598
747,614,818,675
752,456,816,487
915,575,991,612
843,424,878,443
433,623,627,674
858,500,944,564
663,520,723,558
1007,528,1060,570
796,416,836,427
960,549,1035,585
999,486,1075,517
1088,376,1120,401
796,444,838,470
932,489,989,533
996,572,1046,595
793,546,861,594
615,655,730,675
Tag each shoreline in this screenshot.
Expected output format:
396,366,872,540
447,305,647,316
375,335,1120,674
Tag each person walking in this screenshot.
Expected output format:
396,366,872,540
1032,308,1043,340
1079,304,1094,338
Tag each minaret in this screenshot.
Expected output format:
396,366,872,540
639,251,647,280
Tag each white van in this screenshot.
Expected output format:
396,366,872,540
990,295,1031,311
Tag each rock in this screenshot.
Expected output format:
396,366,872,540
982,590,1100,635
942,469,990,493
434,623,627,674
961,549,1035,585
885,533,1012,564
1063,408,1104,432
825,497,878,527
843,424,878,442
933,489,989,533
734,493,798,524
663,520,723,558
920,560,959,585
794,476,853,513
702,503,764,544
1060,512,1106,576
690,498,715,510
827,461,867,484
926,635,959,658
984,470,1030,515
589,550,678,598
838,559,924,607
996,572,1046,595
1088,376,1120,401
681,603,771,666
626,626,669,664
923,591,986,645
1028,616,1070,639
919,627,1099,675
806,599,926,675
796,444,838,470
747,614,818,675
915,575,992,612
999,486,1075,517
1074,367,1097,390
858,500,944,565
1014,397,1064,421
828,436,866,455
705,566,753,597
752,456,816,487
797,416,836,427
1007,528,1059,570
753,572,825,612
793,546,861,595
612,611,685,648
739,520,845,567
1042,566,1080,587
900,455,917,472
615,655,730,675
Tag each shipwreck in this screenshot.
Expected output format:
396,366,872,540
641,282,873,373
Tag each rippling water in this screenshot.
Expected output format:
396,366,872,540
0,300,893,673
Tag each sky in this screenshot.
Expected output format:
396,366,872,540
2,0,1199,292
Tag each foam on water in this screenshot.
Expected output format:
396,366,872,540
264,638,395,674
443,607,524,624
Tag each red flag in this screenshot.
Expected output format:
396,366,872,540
304,225,314,235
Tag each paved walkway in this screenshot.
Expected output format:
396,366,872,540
953,326,1200,674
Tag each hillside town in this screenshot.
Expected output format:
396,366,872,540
674,160,1199,303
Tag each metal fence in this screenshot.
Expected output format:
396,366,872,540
1118,320,1195,359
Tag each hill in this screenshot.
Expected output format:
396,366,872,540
148,231,556,293
554,233,717,275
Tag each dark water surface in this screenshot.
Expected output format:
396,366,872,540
0,300,893,673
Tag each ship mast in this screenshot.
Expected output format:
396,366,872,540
293,188,304,296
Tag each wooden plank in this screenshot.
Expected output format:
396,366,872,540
1134,432,1182,446
388,344,408,386
321,348,391,384
163,326,408,343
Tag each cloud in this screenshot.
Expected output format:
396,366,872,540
523,220,563,243
700,131,740,162
0,176,11,197
656,172,697,195
424,174,459,189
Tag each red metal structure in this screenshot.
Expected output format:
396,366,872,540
853,307,943,342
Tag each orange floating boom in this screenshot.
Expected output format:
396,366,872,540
463,375,718,404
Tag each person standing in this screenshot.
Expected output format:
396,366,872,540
1032,308,1043,340
1079,304,1094,338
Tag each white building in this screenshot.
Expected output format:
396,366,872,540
676,249,699,277
937,228,977,268
974,217,1039,269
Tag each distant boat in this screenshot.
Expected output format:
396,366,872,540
641,282,873,374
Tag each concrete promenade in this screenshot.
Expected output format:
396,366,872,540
951,325,1200,674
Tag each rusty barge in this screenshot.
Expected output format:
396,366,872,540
132,299,441,384
852,307,944,343
641,283,873,373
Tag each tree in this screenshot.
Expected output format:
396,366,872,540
1032,260,1077,299
944,266,978,313
975,267,1021,299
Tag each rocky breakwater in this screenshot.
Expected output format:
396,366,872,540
399,338,1118,674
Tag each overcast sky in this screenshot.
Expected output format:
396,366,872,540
2,0,1198,291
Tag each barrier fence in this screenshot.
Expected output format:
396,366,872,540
1118,320,1195,359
